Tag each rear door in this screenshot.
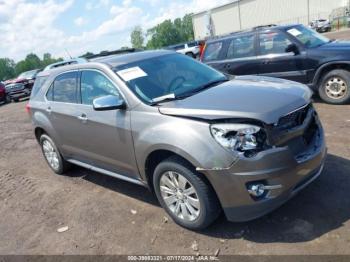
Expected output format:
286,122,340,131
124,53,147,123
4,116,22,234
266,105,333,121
204,33,260,76
45,71,86,160
257,30,308,83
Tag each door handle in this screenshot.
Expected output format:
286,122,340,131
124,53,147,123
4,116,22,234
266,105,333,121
77,114,88,123
46,107,52,114
224,64,231,69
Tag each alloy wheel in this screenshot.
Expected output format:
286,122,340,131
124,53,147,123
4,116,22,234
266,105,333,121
159,171,200,221
42,140,60,170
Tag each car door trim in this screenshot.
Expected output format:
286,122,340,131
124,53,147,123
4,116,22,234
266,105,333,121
67,159,146,186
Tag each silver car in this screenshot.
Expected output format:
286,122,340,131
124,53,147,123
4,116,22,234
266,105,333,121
28,50,326,230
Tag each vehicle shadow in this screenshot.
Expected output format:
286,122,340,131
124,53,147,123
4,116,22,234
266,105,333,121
67,165,159,207
200,153,350,243
65,153,349,243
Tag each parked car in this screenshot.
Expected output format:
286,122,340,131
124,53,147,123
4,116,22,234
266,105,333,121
309,19,332,33
43,58,87,71
166,41,200,58
201,24,350,104
28,50,326,230
0,82,8,103
4,69,41,102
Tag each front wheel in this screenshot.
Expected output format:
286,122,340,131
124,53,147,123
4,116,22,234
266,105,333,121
5,95,11,103
319,69,350,104
153,156,221,230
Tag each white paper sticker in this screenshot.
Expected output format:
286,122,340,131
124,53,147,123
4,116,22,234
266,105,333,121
117,66,147,81
287,28,302,37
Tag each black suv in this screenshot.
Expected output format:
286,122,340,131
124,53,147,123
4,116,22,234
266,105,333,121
201,24,350,104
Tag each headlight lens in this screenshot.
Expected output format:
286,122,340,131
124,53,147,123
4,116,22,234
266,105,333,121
210,123,265,156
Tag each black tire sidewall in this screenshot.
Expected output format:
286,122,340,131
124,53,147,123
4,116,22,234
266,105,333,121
39,134,65,174
319,69,350,104
153,159,219,230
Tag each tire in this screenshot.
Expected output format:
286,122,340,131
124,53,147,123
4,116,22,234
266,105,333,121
5,95,11,104
319,69,350,104
13,98,19,103
39,134,71,175
185,52,195,58
153,156,221,230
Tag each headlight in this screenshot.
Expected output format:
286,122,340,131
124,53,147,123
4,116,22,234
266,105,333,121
210,123,266,157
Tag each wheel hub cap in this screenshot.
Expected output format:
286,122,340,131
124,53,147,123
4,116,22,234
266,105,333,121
159,171,200,222
325,77,348,99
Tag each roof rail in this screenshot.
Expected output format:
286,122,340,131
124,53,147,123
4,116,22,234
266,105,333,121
252,24,277,30
86,48,142,59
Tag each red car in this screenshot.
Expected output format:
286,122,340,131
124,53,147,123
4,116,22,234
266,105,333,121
0,82,7,103
5,69,41,102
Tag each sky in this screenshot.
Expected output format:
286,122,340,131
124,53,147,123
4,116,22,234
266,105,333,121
0,0,231,62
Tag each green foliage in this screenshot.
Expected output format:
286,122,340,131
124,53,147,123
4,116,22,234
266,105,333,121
0,58,16,81
0,53,62,81
146,13,194,49
130,26,144,49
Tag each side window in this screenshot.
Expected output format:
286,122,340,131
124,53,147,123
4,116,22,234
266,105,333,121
46,84,53,101
52,71,78,103
31,76,48,99
80,70,121,105
226,34,255,59
203,41,223,61
259,32,292,55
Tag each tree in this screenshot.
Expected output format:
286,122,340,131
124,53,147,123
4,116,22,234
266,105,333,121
80,52,94,58
0,58,16,81
15,53,42,74
146,14,194,49
130,26,144,49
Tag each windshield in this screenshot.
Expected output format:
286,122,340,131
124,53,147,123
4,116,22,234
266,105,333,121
18,70,38,79
285,25,330,48
114,53,226,104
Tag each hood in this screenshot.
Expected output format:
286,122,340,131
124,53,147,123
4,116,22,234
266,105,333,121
5,78,28,85
158,76,312,124
318,41,350,50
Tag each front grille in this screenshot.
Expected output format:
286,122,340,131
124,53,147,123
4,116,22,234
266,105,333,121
277,104,311,130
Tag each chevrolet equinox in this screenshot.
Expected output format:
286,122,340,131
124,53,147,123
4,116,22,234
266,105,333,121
28,50,326,230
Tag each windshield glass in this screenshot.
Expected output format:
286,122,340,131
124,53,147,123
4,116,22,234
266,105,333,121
18,70,38,79
285,25,330,48
114,53,226,104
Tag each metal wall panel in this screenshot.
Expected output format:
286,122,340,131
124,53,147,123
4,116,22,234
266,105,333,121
192,0,346,39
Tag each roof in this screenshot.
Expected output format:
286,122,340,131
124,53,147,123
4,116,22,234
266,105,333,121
44,58,88,71
91,50,175,68
205,23,301,43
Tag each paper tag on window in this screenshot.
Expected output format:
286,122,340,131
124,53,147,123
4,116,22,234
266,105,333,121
117,66,147,81
287,28,302,37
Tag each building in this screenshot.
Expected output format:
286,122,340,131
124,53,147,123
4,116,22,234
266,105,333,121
192,0,349,40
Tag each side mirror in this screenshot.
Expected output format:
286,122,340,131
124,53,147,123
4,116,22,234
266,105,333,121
285,43,299,55
93,95,126,111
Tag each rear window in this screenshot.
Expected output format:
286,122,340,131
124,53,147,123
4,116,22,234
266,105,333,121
203,42,223,62
30,76,48,99
51,71,78,103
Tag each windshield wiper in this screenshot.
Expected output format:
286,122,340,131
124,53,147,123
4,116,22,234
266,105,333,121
150,93,177,105
177,78,229,99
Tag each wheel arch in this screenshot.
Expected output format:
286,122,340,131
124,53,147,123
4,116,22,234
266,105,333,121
313,61,350,88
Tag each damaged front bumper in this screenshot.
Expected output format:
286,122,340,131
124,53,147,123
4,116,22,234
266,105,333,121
199,106,327,222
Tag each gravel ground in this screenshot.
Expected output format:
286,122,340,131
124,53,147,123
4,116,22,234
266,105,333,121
0,98,349,256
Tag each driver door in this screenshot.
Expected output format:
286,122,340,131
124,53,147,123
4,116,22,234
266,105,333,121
257,30,308,83
72,69,139,179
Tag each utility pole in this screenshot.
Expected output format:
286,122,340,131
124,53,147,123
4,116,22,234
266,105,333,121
307,0,310,24
238,0,242,30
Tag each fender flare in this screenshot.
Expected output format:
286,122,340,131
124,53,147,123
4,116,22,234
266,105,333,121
313,61,350,87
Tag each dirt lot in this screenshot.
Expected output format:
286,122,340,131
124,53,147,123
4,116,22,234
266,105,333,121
0,98,349,256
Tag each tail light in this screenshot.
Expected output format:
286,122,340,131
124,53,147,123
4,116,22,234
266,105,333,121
199,43,206,62
25,103,31,114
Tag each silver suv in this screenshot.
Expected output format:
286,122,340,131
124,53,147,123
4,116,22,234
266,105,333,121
28,50,326,230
